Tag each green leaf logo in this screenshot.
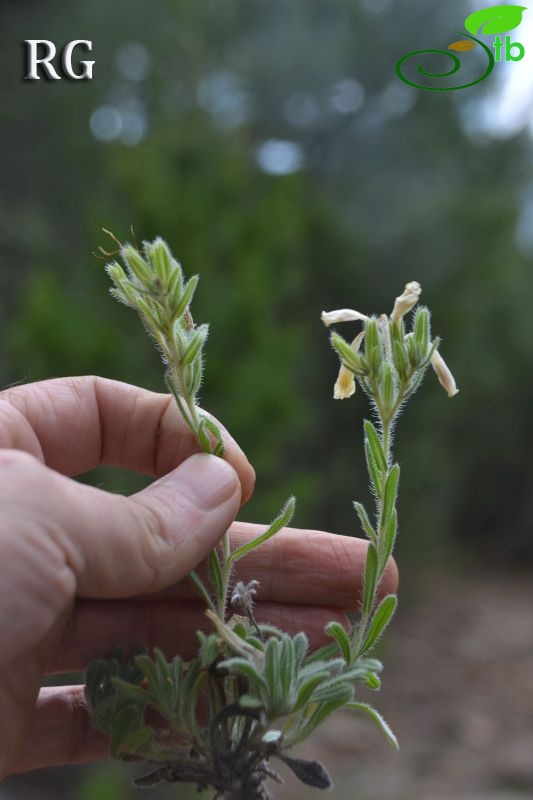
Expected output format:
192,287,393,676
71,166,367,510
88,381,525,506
464,4,526,36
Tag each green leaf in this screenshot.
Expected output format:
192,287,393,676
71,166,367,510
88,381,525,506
202,417,226,456
325,621,351,663
218,657,268,692
293,688,354,742
364,439,382,499
330,331,364,373
181,323,209,366
189,570,216,611
265,639,282,711
207,548,224,603
135,655,159,693
355,656,383,673
364,671,381,690
382,507,398,563
229,496,295,563
464,4,526,35
406,334,418,368
172,274,199,320
298,658,346,681
121,246,153,286
353,501,376,543
183,670,208,735
346,702,399,749
279,637,296,707
110,705,140,757
145,237,173,284
293,632,309,668
382,464,400,528
413,307,430,355
196,417,212,453
363,420,387,473
361,594,398,654
381,364,395,411
110,677,150,703
136,298,163,332
310,677,355,704
166,257,184,303
364,317,380,352
392,340,409,381
178,660,201,731
294,671,330,710
363,543,378,614
303,642,341,665
198,633,219,669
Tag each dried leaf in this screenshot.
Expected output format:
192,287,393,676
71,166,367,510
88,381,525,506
448,40,477,51
280,755,332,789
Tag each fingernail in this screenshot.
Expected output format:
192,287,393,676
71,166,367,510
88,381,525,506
167,453,239,510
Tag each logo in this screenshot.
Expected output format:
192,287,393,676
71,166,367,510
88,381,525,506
24,40,94,81
396,4,526,91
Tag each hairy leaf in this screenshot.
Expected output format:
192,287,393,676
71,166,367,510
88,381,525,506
325,621,351,663
346,702,399,749
364,420,387,473
229,496,295,563
353,501,376,543
363,543,378,614
382,464,400,528
361,594,398,654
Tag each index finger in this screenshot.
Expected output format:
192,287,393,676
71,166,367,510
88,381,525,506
0,376,255,502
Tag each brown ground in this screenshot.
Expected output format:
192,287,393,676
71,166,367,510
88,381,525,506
3,566,533,800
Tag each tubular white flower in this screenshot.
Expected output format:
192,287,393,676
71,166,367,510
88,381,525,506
321,308,369,327
334,366,356,400
430,349,459,397
390,281,422,323
333,331,365,400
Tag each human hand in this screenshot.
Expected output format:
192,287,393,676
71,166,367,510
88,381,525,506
0,376,397,778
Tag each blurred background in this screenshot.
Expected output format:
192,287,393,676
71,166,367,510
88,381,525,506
1,0,533,798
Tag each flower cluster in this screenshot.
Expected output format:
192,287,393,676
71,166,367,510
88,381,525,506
322,281,458,405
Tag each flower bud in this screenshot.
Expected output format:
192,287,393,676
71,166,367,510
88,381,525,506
430,349,459,397
122,245,154,287
391,281,421,323
146,237,173,285
381,363,395,412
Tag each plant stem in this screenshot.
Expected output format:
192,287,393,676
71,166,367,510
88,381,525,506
352,413,392,658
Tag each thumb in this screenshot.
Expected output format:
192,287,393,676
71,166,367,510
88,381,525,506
59,453,241,597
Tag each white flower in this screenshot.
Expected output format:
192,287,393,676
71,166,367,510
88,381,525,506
333,331,365,400
430,349,459,397
334,366,356,400
390,281,422,323
321,308,369,327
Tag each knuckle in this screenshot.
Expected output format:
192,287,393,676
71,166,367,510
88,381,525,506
0,447,41,473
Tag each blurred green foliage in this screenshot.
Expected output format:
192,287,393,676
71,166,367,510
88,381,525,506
2,0,533,559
